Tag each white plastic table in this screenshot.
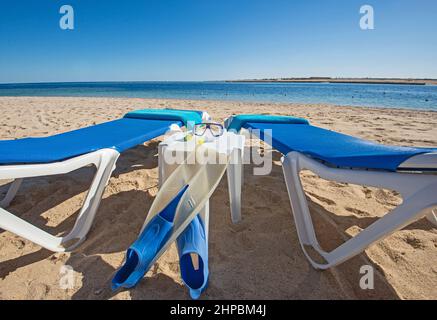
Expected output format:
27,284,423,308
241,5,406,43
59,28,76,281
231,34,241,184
158,130,245,228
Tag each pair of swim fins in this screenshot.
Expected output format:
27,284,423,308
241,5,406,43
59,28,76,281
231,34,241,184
111,185,208,299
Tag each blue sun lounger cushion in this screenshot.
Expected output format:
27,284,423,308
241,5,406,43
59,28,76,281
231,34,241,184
245,121,437,172
0,118,179,165
0,108,202,165
226,114,309,132
124,108,203,128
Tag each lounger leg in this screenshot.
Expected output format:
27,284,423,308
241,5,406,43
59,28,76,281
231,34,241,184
321,188,437,269
281,154,323,249
0,149,120,252
227,148,243,223
426,209,437,226
0,178,23,208
60,149,120,250
199,200,210,239
0,206,66,251
282,152,437,269
158,143,166,188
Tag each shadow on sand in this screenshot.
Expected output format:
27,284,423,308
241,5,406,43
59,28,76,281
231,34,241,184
0,146,413,299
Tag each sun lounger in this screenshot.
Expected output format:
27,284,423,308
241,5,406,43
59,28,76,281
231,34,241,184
0,109,207,252
226,114,437,269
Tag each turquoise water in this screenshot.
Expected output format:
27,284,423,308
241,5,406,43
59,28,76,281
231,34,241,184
0,81,436,111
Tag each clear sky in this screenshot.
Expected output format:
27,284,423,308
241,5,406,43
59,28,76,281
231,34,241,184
1,0,437,83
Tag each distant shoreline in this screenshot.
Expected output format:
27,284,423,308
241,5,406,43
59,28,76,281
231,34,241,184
0,81,436,111
1,78,437,86
226,78,437,85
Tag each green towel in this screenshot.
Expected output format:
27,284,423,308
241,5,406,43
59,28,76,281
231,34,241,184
124,109,203,127
227,114,309,132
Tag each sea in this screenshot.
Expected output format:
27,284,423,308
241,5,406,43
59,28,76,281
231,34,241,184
0,81,436,111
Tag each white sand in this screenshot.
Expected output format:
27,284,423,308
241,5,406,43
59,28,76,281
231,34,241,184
0,97,436,299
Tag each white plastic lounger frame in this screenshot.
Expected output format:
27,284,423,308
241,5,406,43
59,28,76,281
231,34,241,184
0,149,120,252
226,118,437,269
281,151,437,269
0,118,197,252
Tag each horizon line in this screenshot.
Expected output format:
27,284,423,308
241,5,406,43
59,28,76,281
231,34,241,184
2,77,437,86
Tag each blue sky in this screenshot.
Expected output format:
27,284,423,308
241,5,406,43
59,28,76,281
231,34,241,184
1,0,436,83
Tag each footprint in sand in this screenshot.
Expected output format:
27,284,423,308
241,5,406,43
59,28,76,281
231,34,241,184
403,234,426,250
327,181,348,188
362,187,373,199
345,206,370,217
306,191,336,206
374,189,402,207
209,242,230,262
235,232,255,251
11,237,26,249
26,283,51,299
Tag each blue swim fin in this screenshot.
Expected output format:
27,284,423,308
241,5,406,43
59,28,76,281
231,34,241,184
111,185,189,290
177,214,209,299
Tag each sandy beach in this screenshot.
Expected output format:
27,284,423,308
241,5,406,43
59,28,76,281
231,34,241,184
0,96,436,300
